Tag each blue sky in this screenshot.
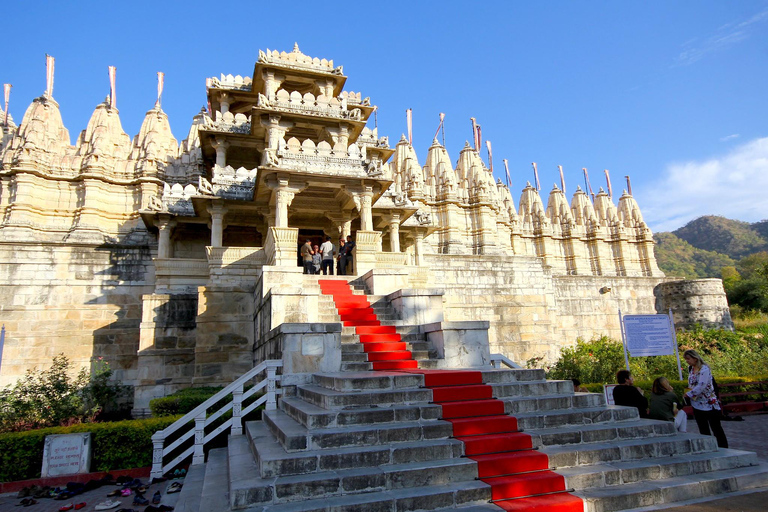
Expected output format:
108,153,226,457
2,1,767,232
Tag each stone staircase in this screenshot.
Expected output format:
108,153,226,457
170,279,768,512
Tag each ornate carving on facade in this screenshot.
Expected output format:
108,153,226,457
258,44,342,75
208,74,253,91
210,164,257,200
277,137,368,175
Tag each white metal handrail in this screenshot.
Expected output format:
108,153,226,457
490,353,523,369
150,359,282,479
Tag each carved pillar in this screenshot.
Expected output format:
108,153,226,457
388,214,401,253
274,187,295,228
207,201,228,248
212,137,229,168
219,92,232,115
338,123,350,148
155,215,176,259
360,186,374,231
414,230,425,266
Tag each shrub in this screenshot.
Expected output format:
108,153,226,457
0,354,131,433
546,327,768,385
150,387,224,417
0,416,180,482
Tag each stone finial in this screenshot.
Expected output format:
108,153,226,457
293,42,300,53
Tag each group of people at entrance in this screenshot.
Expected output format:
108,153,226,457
301,236,355,276
611,349,728,448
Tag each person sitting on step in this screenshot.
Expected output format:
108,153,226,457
613,369,649,418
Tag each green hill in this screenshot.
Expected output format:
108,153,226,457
653,232,736,279
653,216,768,279
671,216,768,259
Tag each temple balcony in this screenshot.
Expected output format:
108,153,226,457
258,90,364,122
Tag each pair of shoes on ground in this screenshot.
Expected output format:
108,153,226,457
144,505,174,512
16,498,38,507
152,490,162,504
166,481,183,494
58,503,86,511
133,492,149,506
170,468,186,479
94,499,121,510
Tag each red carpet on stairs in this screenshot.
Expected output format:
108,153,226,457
407,369,584,512
319,279,583,511
318,280,418,370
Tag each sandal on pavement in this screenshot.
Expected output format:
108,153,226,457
94,499,121,510
75,503,87,510
166,481,182,494
59,504,73,512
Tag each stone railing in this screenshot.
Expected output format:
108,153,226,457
264,227,299,266
154,258,209,288
277,139,367,175
209,74,253,91
207,247,267,267
258,48,340,74
199,165,257,201
263,90,362,121
209,111,251,134
490,353,522,369
150,359,282,479
375,252,408,266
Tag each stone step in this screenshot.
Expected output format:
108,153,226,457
279,395,441,430
487,379,574,398
298,384,431,409
263,408,452,452
538,430,717,466
496,393,604,414
342,324,422,335
199,447,230,512
312,371,424,392
479,368,547,383
340,362,372,371
556,448,759,491
527,418,680,449
574,462,768,512
512,404,638,430
171,462,205,512
230,444,479,509
239,479,491,512
247,421,464,479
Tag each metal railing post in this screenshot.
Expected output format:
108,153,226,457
231,385,244,436
150,433,164,480
192,414,206,465
266,363,277,411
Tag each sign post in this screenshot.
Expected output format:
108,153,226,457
619,311,682,380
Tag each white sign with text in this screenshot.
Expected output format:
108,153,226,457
622,314,675,357
41,433,91,477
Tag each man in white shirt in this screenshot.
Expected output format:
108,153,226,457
319,236,335,275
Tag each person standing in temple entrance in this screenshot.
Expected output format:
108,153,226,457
320,236,335,275
301,239,314,274
339,235,355,275
337,238,346,275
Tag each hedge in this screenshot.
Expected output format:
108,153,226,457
0,415,181,483
581,375,768,406
150,388,223,417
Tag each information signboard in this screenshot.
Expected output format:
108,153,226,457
41,433,91,477
622,314,675,357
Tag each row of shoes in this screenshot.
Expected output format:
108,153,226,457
58,503,87,511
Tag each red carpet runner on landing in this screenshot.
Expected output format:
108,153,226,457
319,280,583,511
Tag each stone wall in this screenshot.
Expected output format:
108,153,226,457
0,242,153,387
655,278,734,330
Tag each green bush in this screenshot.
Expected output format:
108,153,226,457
0,354,131,433
546,326,768,385
150,387,224,417
0,416,180,482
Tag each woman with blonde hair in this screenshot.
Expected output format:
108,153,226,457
684,349,728,448
649,376,687,432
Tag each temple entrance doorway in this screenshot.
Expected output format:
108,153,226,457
297,228,327,267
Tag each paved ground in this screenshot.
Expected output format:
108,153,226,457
0,477,182,512
0,415,766,512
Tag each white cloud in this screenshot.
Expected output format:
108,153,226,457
674,7,768,66
641,137,768,232
720,134,740,142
